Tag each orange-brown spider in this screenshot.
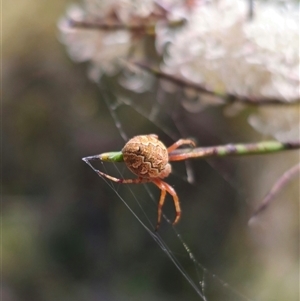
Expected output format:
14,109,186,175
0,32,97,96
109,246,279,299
83,134,195,230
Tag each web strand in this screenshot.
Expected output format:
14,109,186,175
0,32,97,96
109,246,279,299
87,87,260,301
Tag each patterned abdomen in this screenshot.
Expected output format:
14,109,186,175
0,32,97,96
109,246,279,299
122,135,171,178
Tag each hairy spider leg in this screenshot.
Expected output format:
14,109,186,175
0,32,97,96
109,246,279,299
167,139,195,154
153,178,181,231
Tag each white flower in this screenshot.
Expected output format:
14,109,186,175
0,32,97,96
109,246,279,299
58,4,132,80
160,0,299,101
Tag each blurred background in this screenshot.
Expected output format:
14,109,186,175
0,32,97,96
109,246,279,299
3,1,299,301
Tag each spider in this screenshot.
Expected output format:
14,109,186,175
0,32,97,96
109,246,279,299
83,134,195,230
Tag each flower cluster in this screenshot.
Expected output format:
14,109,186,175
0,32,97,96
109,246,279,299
59,0,299,97
161,0,299,101
58,0,189,81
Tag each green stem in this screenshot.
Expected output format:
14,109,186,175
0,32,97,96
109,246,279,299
85,140,300,163
169,140,300,161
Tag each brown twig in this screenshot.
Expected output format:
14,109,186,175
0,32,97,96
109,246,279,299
249,162,300,222
68,18,185,35
69,19,155,33
134,61,300,106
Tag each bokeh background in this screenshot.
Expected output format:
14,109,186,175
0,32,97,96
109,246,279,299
3,1,299,301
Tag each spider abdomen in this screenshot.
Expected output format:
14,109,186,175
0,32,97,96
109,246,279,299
122,135,171,178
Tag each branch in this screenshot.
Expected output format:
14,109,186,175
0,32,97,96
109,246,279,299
249,162,300,222
134,62,300,106
68,19,156,34
68,18,185,35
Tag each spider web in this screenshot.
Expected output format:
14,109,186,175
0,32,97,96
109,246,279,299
85,79,299,301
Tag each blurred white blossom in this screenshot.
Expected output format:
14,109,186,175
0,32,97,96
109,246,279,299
161,0,299,101
248,106,300,141
58,4,132,80
59,0,299,138
59,0,299,96
58,0,189,82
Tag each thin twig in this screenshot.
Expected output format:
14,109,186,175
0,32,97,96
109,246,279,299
68,18,185,34
248,0,254,20
249,162,300,222
134,62,300,106
69,19,156,34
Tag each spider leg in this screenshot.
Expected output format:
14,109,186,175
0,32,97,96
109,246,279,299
167,139,195,153
83,157,148,184
153,179,181,231
96,169,151,184
155,188,166,231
